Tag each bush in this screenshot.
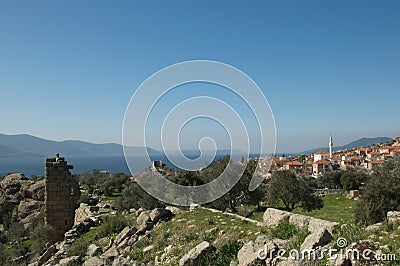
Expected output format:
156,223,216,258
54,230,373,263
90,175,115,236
199,240,243,266
97,214,129,238
355,156,400,225
115,183,164,211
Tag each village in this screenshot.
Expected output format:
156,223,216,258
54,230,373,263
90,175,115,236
257,135,400,178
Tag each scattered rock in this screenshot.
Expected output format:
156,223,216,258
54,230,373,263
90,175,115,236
179,241,215,266
300,228,332,250
366,222,383,232
289,214,311,229
308,218,339,234
82,257,104,266
58,256,80,266
237,207,253,218
190,203,200,211
115,226,136,246
86,244,101,257
263,208,291,228
150,208,172,223
387,211,400,224
237,235,280,266
143,245,154,253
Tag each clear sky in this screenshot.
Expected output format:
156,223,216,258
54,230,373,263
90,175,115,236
0,0,399,153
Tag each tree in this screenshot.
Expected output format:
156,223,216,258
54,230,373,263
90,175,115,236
267,170,323,212
115,182,164,211
355,156,400,225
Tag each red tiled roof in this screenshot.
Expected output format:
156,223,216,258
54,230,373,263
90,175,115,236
315,151,330,155
283,161,303,166
313,160,331,165
370,160,384,164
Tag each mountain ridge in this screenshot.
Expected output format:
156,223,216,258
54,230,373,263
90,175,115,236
297,137,393,155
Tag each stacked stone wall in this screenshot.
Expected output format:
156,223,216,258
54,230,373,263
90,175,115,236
44,154,80,241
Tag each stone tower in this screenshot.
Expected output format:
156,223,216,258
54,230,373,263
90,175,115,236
44,154,80,241
329,134,333,158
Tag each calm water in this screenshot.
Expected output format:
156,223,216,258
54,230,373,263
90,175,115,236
0,156,153,177
0,153,257,177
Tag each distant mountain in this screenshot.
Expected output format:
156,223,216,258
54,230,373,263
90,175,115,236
298,137,393,155
0,133,160,158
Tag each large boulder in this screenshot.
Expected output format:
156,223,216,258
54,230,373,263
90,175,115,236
150,208,172,223
179,241,215,266
114,226,136,246
0,173,27,194
21,180,45,201
262,208,291,228
289,214,311,229
387,211,400,224
18,199,43,219
237,235,282,266
308,218,339,234
300,228,332,251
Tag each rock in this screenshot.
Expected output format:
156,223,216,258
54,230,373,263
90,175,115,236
289,214,311,229
137,221,154,233
38,244,57,265
0,173,27,194
86,244,101,257
237,241,263,266
58,256,80,266
262,208,291,228
237,207,253,218
179,241,215,266
190,203,200,211
366,222,383,232
308,217,339,234
83,257,105,266
18,199,43,219
300,228,332,250
166,205,182,214
150,208,172,223
21,212,41,229
136,207,145,216
137,210,151,226
387,211,400,224
205,227,218,234
328,257,352,266
143,245,154,252
103,246,118,257
237,235,279,266
112,256,133,266
115,226,136,246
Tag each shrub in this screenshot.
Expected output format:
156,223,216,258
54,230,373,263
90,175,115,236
199,240,243,266
355,156,400,225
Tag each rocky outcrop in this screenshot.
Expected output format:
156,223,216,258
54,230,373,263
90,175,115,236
263,208,339,234
263,208,291,228
387,211,400,224
0,173,28,195
237,235,288,266
300,228,332,250
179,241,215,266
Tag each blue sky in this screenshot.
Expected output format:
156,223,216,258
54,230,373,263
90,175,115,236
0,0,399,153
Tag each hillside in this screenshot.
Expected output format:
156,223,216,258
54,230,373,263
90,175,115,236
0,133,160,158
299,137,393,155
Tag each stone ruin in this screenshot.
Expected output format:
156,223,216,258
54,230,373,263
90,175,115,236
44,154,80,241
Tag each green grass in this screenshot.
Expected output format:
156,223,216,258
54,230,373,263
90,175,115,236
292,194,355,224
250,194,356,224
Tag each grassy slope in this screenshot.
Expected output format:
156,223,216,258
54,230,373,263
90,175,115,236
250,194,356,224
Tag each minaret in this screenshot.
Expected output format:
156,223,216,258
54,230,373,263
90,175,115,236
329,134,333,158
